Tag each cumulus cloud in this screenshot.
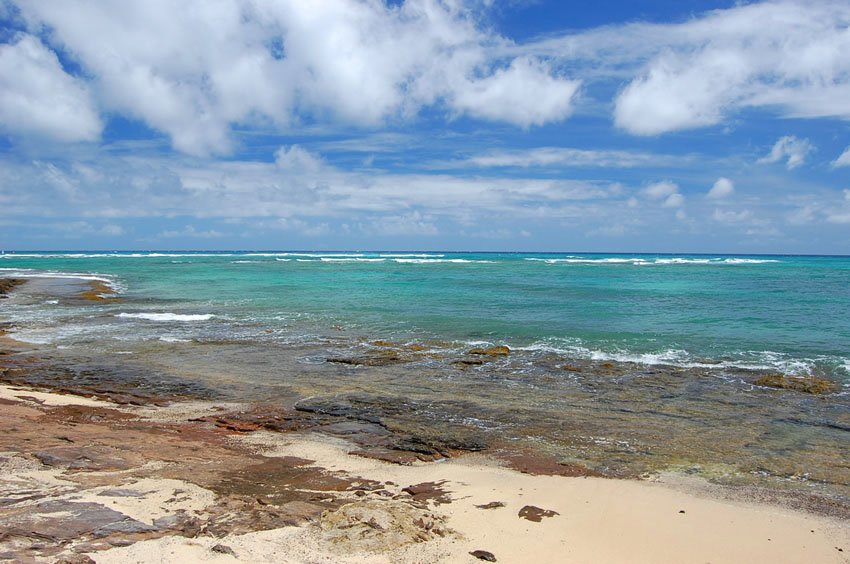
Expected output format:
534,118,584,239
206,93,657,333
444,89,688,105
713,208,753,223
275,145,324,173
451,57,579,127
833,146,850,168
0,34,101,142
595,2,850,134
13,0,579,155
642,180,683,207
707,177,734,199
758,136,814,169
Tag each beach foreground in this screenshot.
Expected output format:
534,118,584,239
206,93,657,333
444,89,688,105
0,383,846,564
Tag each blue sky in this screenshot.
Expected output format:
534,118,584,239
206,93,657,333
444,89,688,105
1,0,849,253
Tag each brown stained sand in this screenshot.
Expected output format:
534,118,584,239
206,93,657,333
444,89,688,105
0,386,847,563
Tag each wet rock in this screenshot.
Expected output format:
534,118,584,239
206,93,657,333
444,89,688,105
453,358,484,366
754,374,837,395
475,501,505,510
294,394,489,459
0,278,25,298
467,345,510,357
326,352,410,367
470,549,498,561
518,505,559,522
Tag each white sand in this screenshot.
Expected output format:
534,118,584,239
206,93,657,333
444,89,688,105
95,431,849,564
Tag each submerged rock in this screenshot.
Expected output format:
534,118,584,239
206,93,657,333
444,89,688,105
0,278,25,298
754,374,837,395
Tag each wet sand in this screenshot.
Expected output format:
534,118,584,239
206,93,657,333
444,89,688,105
0,383,847,563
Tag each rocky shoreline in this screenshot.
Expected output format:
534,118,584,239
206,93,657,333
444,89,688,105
1,277,849,562
0,380,847,563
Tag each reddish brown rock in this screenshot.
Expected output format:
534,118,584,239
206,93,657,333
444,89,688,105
518,505,559,522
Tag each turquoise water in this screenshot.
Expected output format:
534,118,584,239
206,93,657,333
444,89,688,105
2,252,849,380
2,251,850,492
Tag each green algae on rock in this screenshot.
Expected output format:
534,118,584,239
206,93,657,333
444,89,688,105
754,374,838,395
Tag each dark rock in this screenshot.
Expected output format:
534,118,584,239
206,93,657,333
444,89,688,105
0,278,25,298
475,501,506,510
98,488,146,498
518,505,559,522
211,543,237,557
402,481,452,505
55,556,96,564
470,549,497,561
453,358,484,366
93,519,158,537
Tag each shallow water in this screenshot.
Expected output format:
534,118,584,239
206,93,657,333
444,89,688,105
1,252,849,500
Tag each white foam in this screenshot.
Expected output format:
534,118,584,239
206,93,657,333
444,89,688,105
379,254,445,258
525,257,781,266
2,270,122,292
393,258,495,264
116,312,214,322
319,257,385,262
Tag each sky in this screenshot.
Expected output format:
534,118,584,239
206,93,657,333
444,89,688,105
1,0,849,253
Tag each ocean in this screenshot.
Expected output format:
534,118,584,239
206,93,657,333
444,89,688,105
1,252,849,496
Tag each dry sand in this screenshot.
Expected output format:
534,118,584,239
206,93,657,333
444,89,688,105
0,385,846,564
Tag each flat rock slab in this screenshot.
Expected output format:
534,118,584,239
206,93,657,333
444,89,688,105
2,499,155,543
34,446,138,472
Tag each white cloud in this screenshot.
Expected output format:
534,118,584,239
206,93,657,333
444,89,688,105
0,34,101,142
663,193,685,208
567,1,850,135
640,181,683,208
159,225,225,239
457,147,678,168
369,212,438,236
758,136,815,169
833,146,850,168
14,0,579,155
451,57,579,127
275,145,324,174
712,208,753,223
707,177,734,199
825,211,850,224
643,181,678,200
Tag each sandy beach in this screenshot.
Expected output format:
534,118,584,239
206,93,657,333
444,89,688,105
0,379,847,563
